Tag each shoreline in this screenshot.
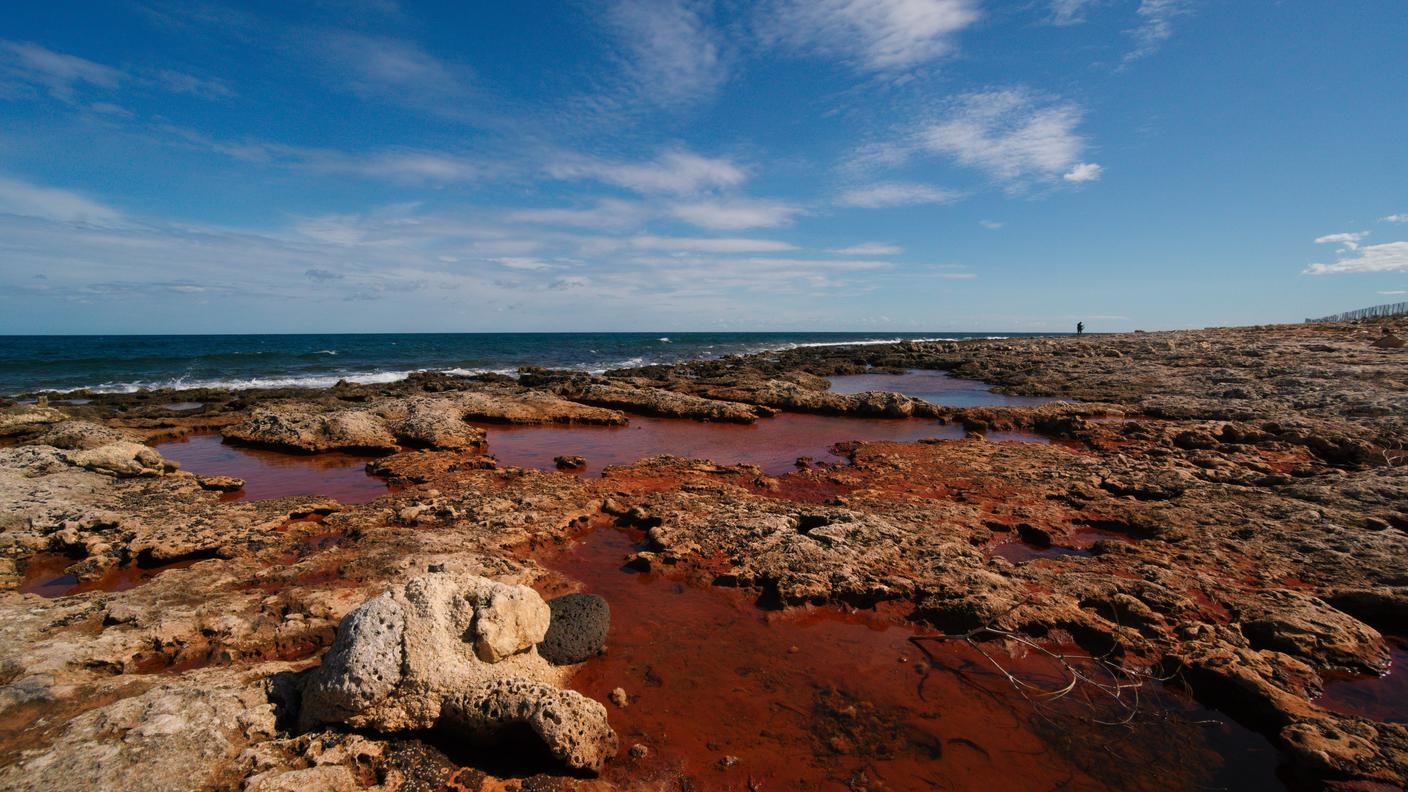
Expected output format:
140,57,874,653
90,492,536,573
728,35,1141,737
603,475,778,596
1,330,1052,399
0,317,1405,789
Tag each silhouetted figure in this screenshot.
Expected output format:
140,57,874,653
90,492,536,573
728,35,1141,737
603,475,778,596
1076,321,1085,336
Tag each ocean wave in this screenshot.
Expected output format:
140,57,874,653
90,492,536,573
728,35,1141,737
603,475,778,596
14,334,1013,395
70,370,421,393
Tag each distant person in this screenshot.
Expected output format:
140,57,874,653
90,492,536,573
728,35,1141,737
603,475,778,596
1076,321,1085,336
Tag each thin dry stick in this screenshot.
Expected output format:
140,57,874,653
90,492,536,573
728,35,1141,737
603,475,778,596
908,600,1175,728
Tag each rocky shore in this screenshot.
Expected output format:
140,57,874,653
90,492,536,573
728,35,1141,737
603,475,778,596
0,318,1405,790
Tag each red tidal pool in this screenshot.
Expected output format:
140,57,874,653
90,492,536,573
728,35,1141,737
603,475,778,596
154,434,390,504
475,413,1042,477
535,523,1287,791
1318,638,1408,723
827,369,1057,408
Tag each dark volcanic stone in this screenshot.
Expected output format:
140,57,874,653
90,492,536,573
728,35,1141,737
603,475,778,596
539,593,610,665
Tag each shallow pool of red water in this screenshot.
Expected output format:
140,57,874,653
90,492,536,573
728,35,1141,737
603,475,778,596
827,369,1058,408
19,552,208,598
536,524,1286,791
475,413,1042,477
153,434,390,504
1318,638,1408,723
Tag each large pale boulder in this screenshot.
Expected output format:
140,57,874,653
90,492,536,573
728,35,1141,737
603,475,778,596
299,572,617,774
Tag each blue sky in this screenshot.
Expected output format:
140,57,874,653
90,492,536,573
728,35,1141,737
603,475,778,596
1,1,1405,334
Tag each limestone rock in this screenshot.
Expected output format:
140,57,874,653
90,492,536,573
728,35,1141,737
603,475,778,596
443,678,619,774
0,678,279,792
64,441,179,477
382,398,486,450
224,407,398,453
299,572,615,774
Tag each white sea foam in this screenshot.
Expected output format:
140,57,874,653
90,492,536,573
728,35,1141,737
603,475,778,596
32,336,1002,395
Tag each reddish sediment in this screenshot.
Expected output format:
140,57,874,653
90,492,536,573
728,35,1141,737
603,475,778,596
18,552,210,598
473,412,985,476
3,319,1407,791
154,433,390,503
528,521,1284,791
1318,639,1408,724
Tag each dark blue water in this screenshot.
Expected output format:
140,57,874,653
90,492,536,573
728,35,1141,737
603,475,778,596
0,332,1043,395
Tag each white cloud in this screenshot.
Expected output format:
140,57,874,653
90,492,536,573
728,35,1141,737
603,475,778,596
0,40,122,101
627,235,797,253
548,150,747,194
1314,231,1369,251
839,182,962,208
1063,162,1103,182
156,69,233,99
760,0,980,71
1378,290,1407,295
668,198,802,230
0,175,123,225
162,127,485,185
921,88,1095,184
493,257,561,271
1382,214,1408,224
605,0,727,105
1125,0,1194,63
316,150,481,183
507,199,649,229
633,255,891,271
317,32,475,113
830,242,902,255
1306,241,1408,275
978,219,1004,230
1049,0,1099,25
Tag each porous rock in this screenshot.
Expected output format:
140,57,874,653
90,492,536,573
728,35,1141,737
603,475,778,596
539,593,611,665
299,572,616,774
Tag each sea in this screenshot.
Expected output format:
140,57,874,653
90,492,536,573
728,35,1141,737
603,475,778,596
0,332,1049,396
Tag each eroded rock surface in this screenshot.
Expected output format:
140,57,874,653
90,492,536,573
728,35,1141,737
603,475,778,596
0,317,1405,789
299,572,617,773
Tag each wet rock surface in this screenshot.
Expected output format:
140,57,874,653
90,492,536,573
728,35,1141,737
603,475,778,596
0,316,1404,789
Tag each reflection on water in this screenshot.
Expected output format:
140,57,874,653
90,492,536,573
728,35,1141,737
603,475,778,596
154,434,389,503
474,413,974,477
828,369,1057,408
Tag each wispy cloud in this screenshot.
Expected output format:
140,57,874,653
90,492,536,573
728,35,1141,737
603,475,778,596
156,68,233,99
0,40,122,102
838,182,963,208
626,235,797,253
164,127,486,184
1383,214,1408,224
604,0,727,106
0,175,124,225
1314,231,1369,251
548,149,747,194
315,31,476,114
919,88,1096,185
1306,240,1408,275
1124,0,1193,63
830,242,902,255
668,198,802,230
759,0,980,71
1048,0,1100,26
1062,161,1103,182
507,199,650,229
978,219,1003,230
